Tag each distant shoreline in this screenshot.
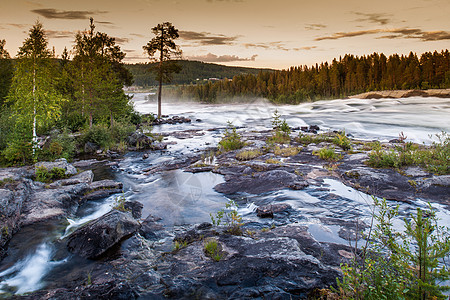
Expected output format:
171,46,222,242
349,88,450,99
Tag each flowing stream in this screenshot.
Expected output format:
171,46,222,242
0,94,449,295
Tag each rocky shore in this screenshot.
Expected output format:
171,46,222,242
349,88,450,99
1,126,449,299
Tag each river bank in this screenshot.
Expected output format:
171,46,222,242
349,88,450,99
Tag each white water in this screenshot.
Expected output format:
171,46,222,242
131,94,450,144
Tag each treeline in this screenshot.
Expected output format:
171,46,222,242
0,19,137,165
126,60,273,87
178,50,450,103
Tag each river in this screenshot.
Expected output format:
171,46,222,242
0,94,449,295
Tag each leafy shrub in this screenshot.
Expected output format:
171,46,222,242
110,121,135,144
204,239,222,262
218,121,245,152
366,132,449,175
210,200,243,235
236,149,262,161
336,197,450,299
313,147,342,161
35,166,68,183
333,131,352,151
82,124,114,150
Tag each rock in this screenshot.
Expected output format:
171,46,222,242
35,158,77,176
49,170,94,188
81,180,123,202
84,141,100,154
67,210,141,259
142,153,149,159
20,182,90,226
215,170,307,194
123,201,143,219
72,159,108,169
150,141,167,151
127,132,154,149
139,214,164,240
403,167,429,177
256,203,292,218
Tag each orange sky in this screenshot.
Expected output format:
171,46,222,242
0,0,449,69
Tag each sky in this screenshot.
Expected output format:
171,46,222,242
0,0,449,69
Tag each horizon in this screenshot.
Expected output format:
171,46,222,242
1,0,449,69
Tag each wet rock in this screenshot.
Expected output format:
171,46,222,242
150,141,167,151
35,158,77,176
49,170,94,188
142,153,149,159
256,203,292,218
124,201,143,219
72,159,108,169
25,281,138,300
127,131,154,148
139,214,165,240
215,170,307,194
81,180,123,202
20,182,90,226
67,210,141,259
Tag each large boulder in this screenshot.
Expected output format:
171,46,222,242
67,210,141,259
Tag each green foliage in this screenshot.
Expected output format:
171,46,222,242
236,149,262,161
35,166,68,183
173,240,187,251
0,40,13,105
336,197,450,299
218,121,245,152
267,110,291,144
313,147,343,161
333,131,352,151
273,146,300,157
38,129,76,161
367,132,449,175
82,124,114,150
113,194,129,212
204,239,222,262
2,121,34,166
210,200,243,235
296,133,334,145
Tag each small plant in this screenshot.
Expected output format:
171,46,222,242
0,177,15,187
218,121,245,152
112,194,129,212
265,158,281,164
236,149,262,161
336,197,450,299
333,131,352,151
210,200,243,235
204,239,222,262
296,132,333,145
313,147,342,161
274,146,300,157
267,110,291,144
173,240,187,251
35,166,68,183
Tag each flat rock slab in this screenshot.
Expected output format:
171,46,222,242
67,210,140,259
214,169,308,194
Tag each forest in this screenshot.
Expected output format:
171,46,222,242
126,60,272,86
0,19,137,166
175,50,450,103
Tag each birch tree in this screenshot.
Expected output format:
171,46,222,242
7,21,64,157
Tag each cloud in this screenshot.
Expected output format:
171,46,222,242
179,30,238,46
114,37,130,44
31,8,107,20
45,30,75,39
315,28,450,41
243,41,315,51
186,53,257,63
353,12,393,25
130,33,145,38
305,24,327,30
